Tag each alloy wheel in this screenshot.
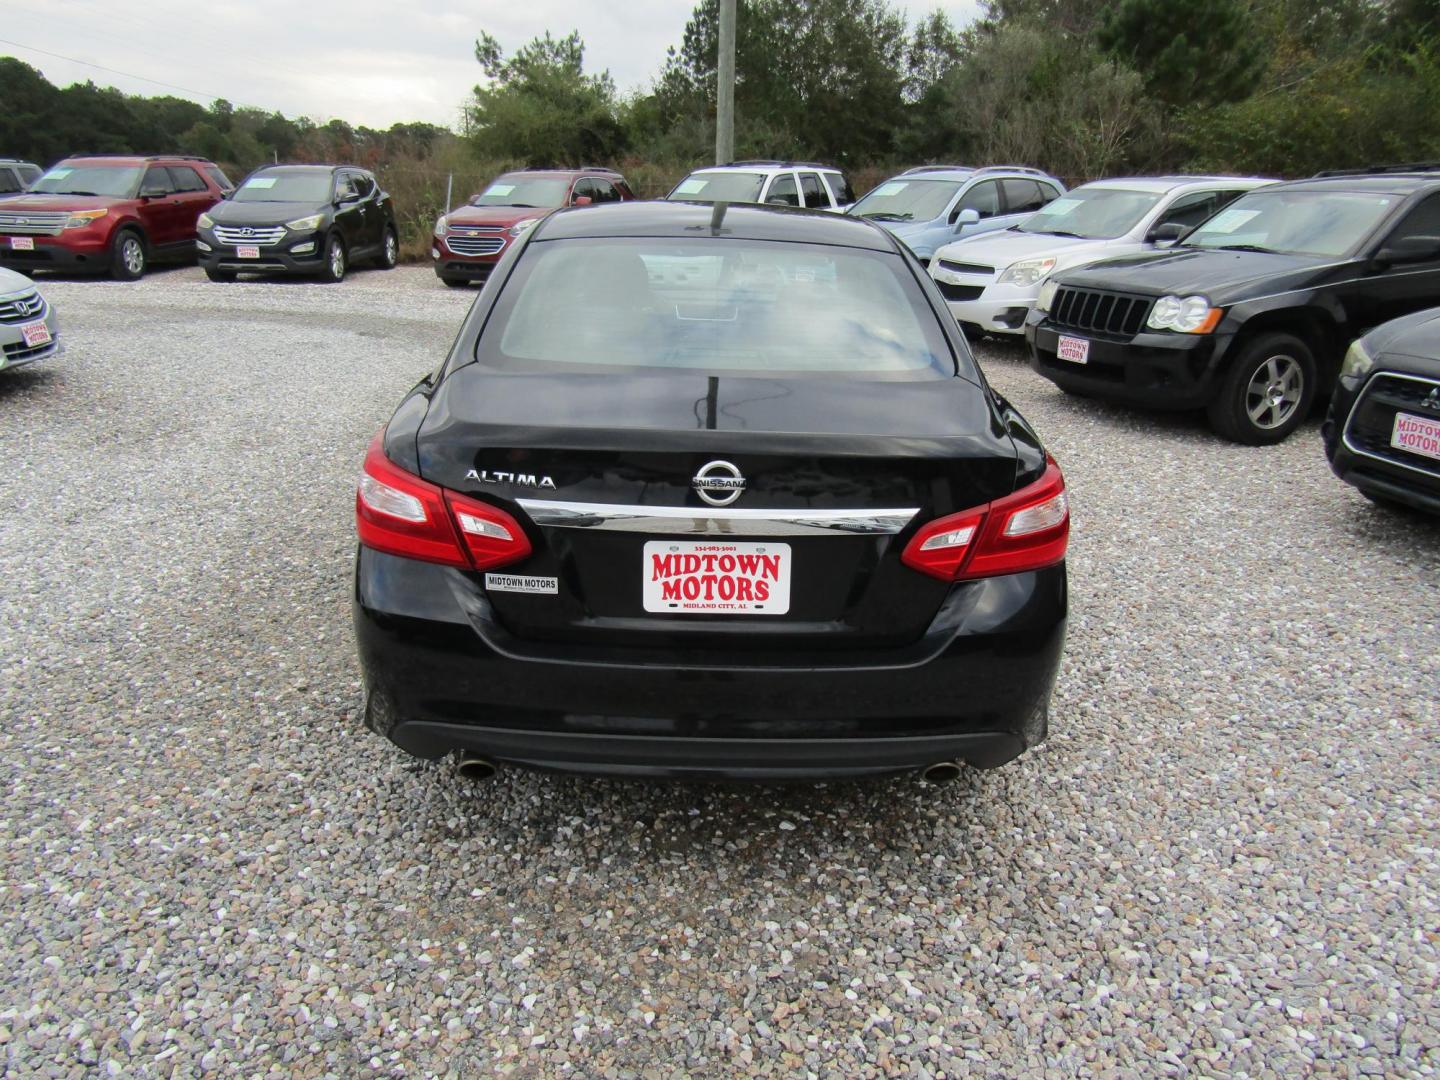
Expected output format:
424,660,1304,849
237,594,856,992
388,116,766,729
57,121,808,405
384,231,398,266
1244,355,1304,430
122,237,144,276
330,239,345,279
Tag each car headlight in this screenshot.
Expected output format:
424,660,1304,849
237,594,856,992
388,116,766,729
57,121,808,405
285,214,324,232
1036,280,1060,313
1340,338,1374,380
196,212,214,229
997,257,1057,287
1146,294,1222,334
508,218,539,238
433,215,448,238
63,209,109,229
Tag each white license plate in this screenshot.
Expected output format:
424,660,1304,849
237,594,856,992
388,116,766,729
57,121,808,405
10,237,34,251
20,321,51,347
1057,335,1089,364
236,245,260,259
642,540,791,615
1392,411,1440,462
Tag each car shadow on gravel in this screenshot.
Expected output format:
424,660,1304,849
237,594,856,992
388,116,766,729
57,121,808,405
0,366,61,398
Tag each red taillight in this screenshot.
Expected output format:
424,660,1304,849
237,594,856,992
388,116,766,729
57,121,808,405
901,456,1069,582
355,433,532,571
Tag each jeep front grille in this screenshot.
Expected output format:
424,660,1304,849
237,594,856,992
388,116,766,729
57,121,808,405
1050,287,1152,337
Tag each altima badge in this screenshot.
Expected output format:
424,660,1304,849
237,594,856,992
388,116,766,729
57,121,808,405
466,469,556,489
692,460,746,507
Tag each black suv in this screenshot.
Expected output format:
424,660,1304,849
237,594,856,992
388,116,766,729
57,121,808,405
0,159,40,195
1323,307,1440,514
197,164,398,283
1026,166,1440,444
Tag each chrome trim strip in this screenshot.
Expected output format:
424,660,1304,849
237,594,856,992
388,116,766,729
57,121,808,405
517,498,920,536
1341,370,1440,479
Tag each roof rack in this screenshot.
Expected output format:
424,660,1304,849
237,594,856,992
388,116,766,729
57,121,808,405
900,164,975,175
1311,162,1440,177
972,165,1052,178
722,160,832,169
65,153,215,163
577,164,625,175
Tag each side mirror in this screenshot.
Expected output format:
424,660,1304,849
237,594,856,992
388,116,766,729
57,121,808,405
571,195,593,207
1147,222,1187,245
1375,235,1440,265
954,208,981,230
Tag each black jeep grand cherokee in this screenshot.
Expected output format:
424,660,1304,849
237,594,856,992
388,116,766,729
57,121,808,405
1026,166,1440,444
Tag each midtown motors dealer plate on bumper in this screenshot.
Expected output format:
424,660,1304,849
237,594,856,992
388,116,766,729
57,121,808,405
643,540,791,614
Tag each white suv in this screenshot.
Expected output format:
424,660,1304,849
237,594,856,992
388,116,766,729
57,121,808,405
930,175,1275,335
666,161,856,212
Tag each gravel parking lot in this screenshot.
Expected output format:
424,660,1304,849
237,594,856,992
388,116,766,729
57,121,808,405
2,265,1437,1077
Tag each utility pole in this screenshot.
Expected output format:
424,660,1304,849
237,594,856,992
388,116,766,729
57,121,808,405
715,0,736,165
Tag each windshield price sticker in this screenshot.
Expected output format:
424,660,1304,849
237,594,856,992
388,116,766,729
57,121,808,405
675,179,708,195
874,182,908,197
643,541,791,615
1206,208,1260,234
1040,197,1081,216
485,184,516,197
42,168,72,180
245,177,277,189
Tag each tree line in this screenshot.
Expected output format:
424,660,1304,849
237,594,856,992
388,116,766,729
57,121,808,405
469,0,1440,180
2,0,1436,190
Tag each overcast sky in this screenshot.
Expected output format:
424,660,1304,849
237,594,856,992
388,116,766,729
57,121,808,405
3,0,986,129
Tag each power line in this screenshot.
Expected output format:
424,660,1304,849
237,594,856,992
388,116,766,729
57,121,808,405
0,36,274,113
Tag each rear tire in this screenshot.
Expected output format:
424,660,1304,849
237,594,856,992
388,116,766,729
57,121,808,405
378,226,399,269
204,266,236,283
109,229,146,281
319,233,346,283
1206,332,1316,445
439,275,468,288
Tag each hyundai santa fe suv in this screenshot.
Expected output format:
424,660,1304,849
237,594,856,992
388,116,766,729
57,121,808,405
849,165,1066,267
354,201,1069,782
432,168,634,287
0,155,230,280
931,175,1272,336
198,164,398,283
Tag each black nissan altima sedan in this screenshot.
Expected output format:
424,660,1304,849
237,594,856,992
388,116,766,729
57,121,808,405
353,201,1070,782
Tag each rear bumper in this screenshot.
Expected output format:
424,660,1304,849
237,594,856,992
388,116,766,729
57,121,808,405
353,547,1067,779
1026,318,1231,409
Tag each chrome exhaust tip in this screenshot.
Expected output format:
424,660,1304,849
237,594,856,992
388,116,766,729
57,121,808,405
921,761,963,785
455,753,497,781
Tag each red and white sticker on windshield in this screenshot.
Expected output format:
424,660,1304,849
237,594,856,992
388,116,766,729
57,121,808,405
643,540,791,615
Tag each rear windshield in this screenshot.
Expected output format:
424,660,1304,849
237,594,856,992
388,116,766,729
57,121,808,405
31,165,141,198
472,177,571,208
479,237,957,379
234,172,332,202
667,172,766,203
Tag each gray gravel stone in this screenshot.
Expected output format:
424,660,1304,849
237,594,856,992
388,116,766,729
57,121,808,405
0,266,1436,1077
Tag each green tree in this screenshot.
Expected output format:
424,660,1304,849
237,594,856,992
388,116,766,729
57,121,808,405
466,30,626,165
1098,0,1266,106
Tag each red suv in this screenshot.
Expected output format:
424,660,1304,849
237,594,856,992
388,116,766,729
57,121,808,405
431,168,634,287
0,155,232,280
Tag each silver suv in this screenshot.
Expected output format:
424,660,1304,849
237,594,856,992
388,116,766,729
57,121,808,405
666,161,856,212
